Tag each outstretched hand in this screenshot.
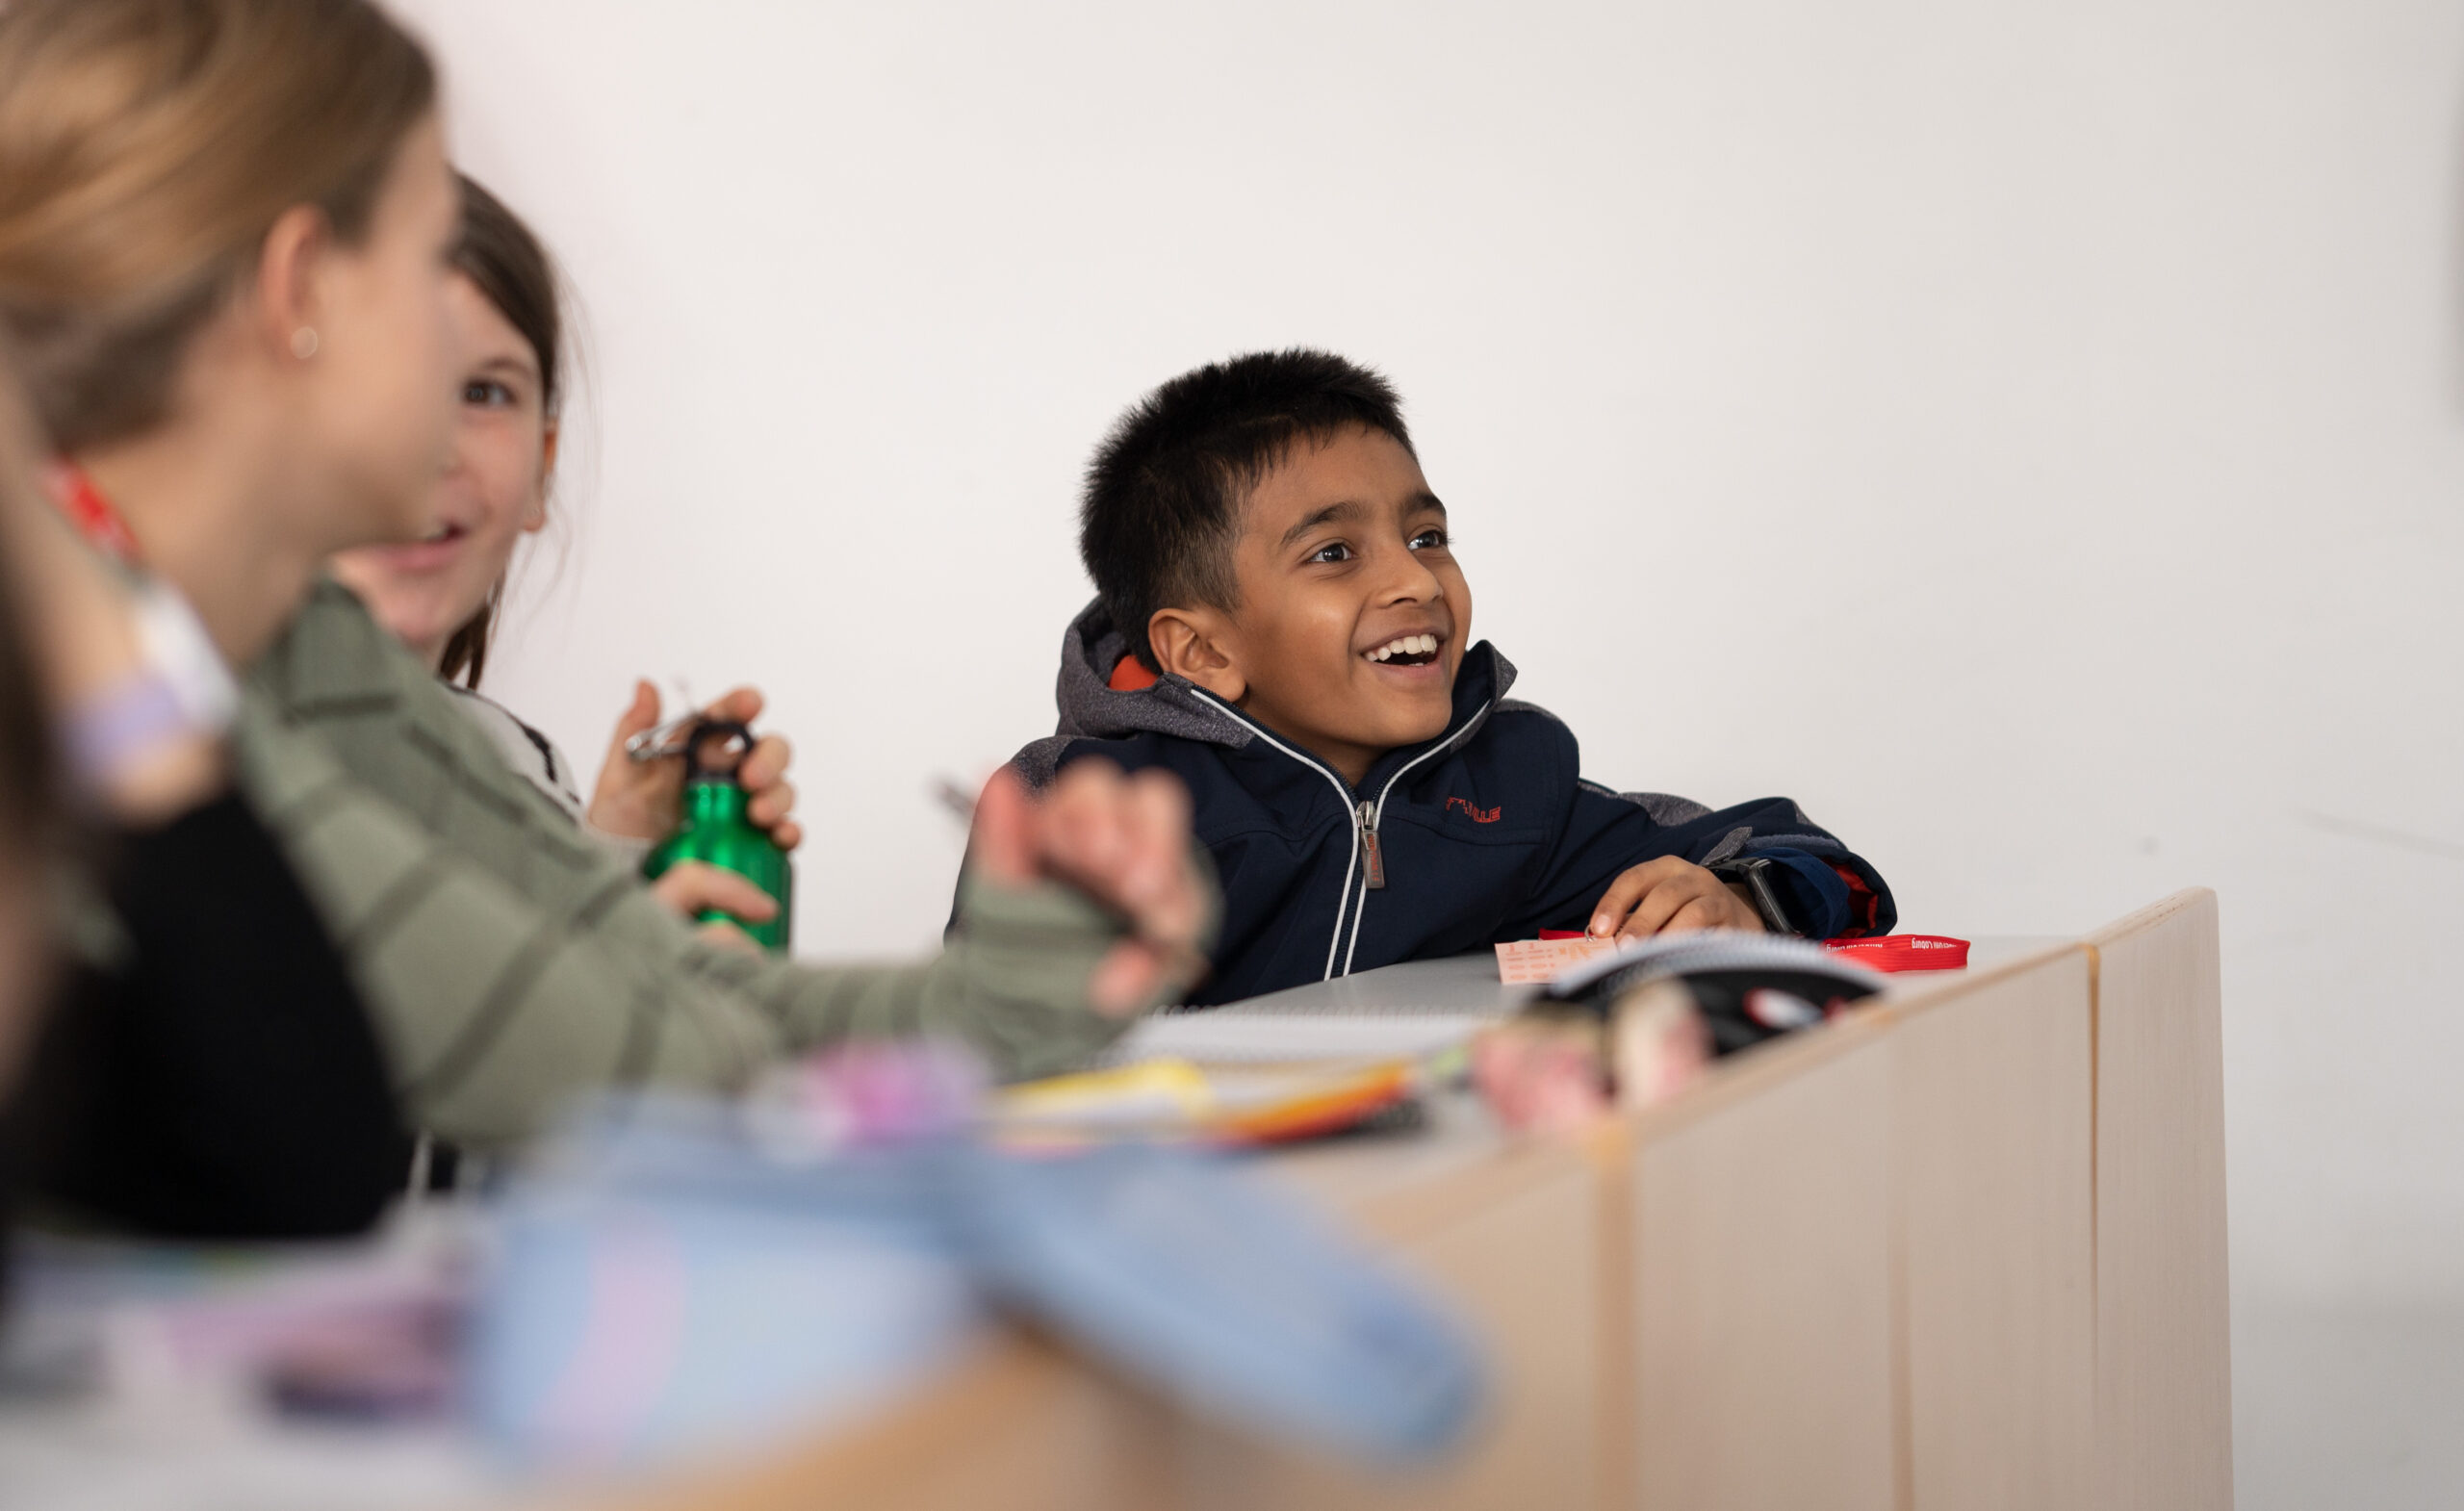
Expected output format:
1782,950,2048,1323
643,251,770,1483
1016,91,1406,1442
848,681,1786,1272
968,762,1207,1017
591,680,801,849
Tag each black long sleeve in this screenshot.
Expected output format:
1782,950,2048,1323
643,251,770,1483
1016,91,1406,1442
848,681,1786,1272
8,791,408,1239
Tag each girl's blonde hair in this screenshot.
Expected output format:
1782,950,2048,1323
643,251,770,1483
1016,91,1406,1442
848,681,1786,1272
0,0,437,452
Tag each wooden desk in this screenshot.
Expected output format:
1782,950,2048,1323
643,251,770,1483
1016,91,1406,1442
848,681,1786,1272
1614,940,2098,1510
1168,1108,1607,1511
2088,891,2235,1510
528,897,2230,1511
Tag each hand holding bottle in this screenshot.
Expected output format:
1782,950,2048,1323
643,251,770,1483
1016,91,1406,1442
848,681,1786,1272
648,861,778,955
592,680,799,849
640,719,795,952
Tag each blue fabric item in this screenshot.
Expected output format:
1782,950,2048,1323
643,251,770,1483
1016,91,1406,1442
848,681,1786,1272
946,1142,1482,1461
1009,601,1895,1004
472,1186,981,1467
468,1100,1484,1467
467,1105,984,1468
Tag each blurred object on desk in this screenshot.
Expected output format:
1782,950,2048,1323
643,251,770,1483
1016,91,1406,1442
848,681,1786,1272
992,1057,1424,1146
1474,934,1888,1135
0,1212,470,1421
1108,1010,1488,1066
1539,929,1885,1021
1823,935,1971,973
473,1086,1483,1472
1472,980,1712,1135
0,1215,499,1511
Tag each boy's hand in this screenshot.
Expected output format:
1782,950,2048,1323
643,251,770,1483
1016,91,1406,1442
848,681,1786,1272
969,762,1208,1017
1587,857,1764,939
592,681,801,849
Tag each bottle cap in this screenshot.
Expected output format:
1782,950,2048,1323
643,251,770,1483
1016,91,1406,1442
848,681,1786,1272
681,719,755,784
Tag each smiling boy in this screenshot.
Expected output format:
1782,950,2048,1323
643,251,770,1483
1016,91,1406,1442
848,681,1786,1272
1014,349,1893,1006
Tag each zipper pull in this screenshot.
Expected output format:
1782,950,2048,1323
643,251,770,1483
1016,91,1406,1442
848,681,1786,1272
1357,801,1386,890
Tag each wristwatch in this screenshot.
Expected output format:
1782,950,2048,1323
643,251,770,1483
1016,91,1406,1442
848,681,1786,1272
1708,856,1799,936
63,579,236,794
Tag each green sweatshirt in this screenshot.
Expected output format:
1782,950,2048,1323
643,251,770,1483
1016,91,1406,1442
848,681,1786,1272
233,579,1202,1152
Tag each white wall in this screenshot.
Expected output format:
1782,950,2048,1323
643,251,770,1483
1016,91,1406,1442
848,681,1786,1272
393,0,2464,1493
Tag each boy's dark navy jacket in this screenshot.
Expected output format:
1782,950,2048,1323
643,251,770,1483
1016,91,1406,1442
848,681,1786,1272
1012,603,1895,1008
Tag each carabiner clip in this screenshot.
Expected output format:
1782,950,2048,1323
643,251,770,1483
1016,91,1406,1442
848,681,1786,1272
624,710,705,763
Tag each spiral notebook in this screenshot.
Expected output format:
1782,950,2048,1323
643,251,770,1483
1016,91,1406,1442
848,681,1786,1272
1107,1011,1499,1066
1104,955,1535,1066
1106,935,1902,1066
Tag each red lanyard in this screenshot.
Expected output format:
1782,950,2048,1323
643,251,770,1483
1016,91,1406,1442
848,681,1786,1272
45,461,142,565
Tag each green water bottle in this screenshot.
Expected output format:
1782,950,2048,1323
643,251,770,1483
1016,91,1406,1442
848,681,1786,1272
641,718,794,953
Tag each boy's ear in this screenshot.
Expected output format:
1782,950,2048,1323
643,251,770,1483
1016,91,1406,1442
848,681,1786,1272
1148,608,1246,704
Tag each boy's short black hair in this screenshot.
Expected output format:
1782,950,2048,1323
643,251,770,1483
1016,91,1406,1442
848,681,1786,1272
1082,348,1414,671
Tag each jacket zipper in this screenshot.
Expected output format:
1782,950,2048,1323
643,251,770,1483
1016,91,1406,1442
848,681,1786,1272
1186,686,1494,981
1356,801,1386,890
1338,695,1497,976
1184,690,1363,980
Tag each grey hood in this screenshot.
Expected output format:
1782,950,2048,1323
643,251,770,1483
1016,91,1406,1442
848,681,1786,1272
1012,600,1255,785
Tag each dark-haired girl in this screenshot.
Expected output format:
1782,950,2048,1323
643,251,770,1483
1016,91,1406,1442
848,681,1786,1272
331,176,799,942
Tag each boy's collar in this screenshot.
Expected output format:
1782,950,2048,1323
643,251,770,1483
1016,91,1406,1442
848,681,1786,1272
1349,641,1512,796
1186,640,1515,797
1049,597,1520,786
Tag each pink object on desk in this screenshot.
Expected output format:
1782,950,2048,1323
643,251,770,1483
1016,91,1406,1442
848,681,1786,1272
1496,935,1624,985
1822,935,1971,972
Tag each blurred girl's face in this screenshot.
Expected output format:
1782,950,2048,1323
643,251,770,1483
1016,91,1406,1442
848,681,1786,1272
296,113,462,551
329,271,553,666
